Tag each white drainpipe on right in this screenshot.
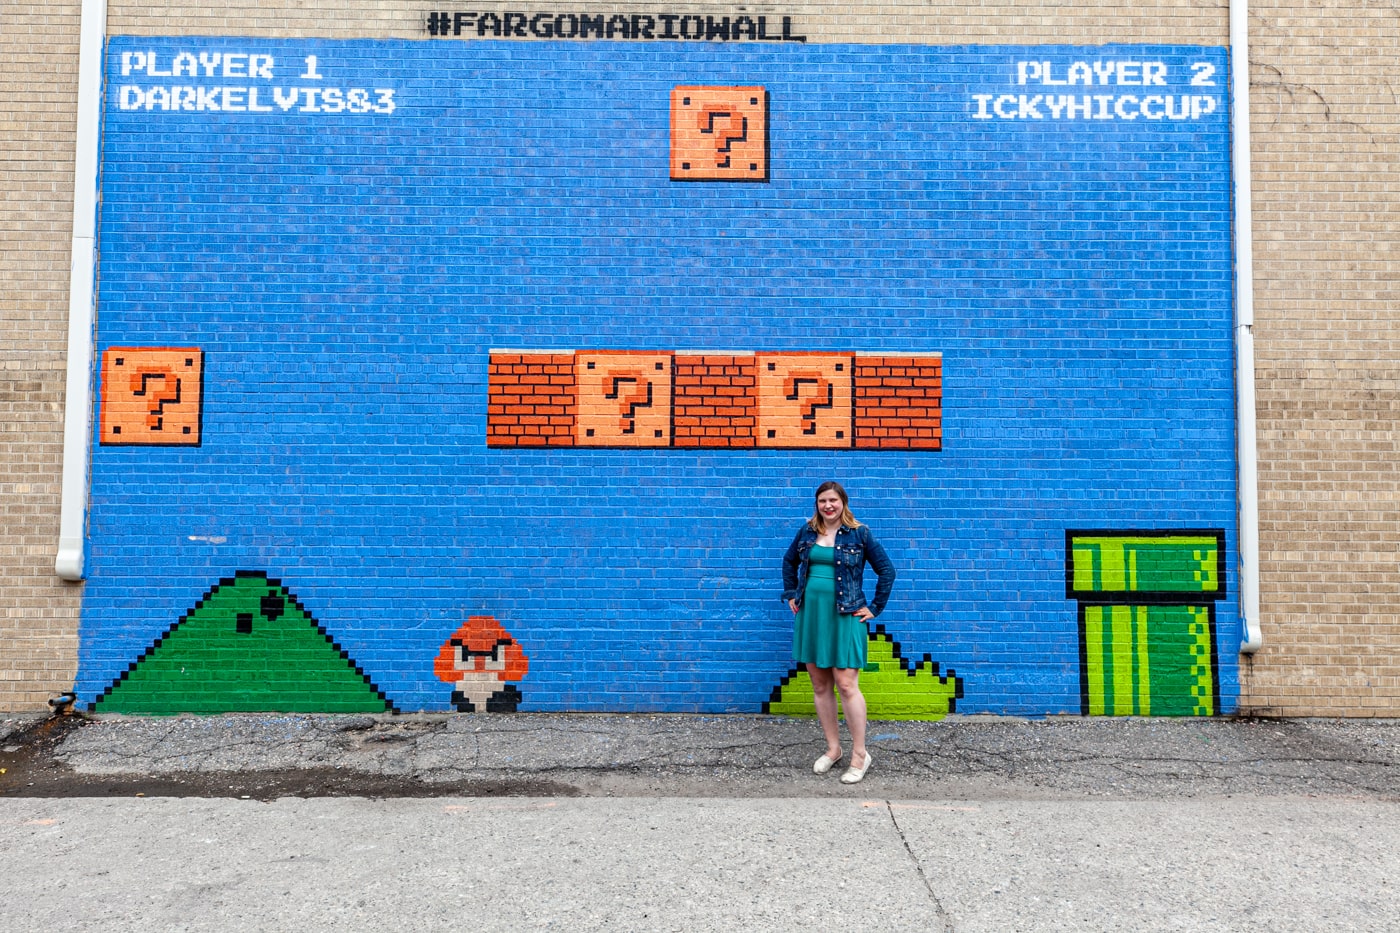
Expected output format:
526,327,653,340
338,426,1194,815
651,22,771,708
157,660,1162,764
1231,0,1263,653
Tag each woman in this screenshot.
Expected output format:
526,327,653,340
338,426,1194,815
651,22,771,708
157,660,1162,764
781,481,896,784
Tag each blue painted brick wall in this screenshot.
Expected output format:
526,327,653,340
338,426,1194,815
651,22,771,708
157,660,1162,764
81,37,1238,715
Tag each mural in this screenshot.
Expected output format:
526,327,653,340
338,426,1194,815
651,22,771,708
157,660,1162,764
80,37,1238,715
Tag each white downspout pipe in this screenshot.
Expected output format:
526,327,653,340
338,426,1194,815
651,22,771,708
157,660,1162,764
1231,0,1263,652
55,0,107,581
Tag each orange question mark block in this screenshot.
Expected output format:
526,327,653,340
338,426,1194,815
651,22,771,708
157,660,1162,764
576,351,673,446
756,353,854,448
100,347,204,446
670,86,768,182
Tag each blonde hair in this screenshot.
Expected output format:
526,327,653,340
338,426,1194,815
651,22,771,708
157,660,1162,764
806,481,862,532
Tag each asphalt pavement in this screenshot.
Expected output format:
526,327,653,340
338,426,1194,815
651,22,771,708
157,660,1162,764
0,712,1397,931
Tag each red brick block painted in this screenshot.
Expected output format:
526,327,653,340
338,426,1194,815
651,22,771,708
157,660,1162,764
673,353,757,447
854,355,942,450
486,352,577,446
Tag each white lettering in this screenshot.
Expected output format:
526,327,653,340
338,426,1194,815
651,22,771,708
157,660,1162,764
1116,61,1141,85
1093,61,1116,85
993,95,1017,119
1192,95,1217,119
1190,62,1217,87
1067,62,1092,86
222,54,248,78
1017,95,1043,119
1141,95,1165,119
1094,95,1113,120
1016,62,1041,85
1064,95,1091,119
144,51,171,77
1115,95,1139,120
1143,62,1168,86
121,52,143,77
112,81,397,118
172,53,198,77
198,52,222,77
972,93,994,118
250,55,274,79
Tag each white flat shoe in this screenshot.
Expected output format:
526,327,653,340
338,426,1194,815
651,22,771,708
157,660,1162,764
813,752,844,775
840,752,872,784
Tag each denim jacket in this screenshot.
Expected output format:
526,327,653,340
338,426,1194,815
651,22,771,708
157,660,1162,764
781,523,896,616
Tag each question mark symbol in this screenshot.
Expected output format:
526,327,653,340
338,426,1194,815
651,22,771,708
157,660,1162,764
605,374,654,435
699,107,748,168
785,374,834,436
130,368,182,431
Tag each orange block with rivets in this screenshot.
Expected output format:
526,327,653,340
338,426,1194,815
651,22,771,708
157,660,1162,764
576,351,673,446
755,353,854,448
100,348,204,446
670,86,768,182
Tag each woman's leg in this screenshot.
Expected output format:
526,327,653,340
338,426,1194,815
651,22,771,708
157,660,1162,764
832,667,868,768
806,664,842,759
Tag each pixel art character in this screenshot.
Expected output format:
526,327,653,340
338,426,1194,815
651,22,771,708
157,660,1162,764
434,615,530,712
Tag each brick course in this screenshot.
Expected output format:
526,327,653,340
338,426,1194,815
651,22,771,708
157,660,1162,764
673,354,757,448
486,353,577,447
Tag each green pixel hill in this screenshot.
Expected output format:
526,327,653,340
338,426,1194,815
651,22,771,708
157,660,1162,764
93,571,393,715
765,627,962,721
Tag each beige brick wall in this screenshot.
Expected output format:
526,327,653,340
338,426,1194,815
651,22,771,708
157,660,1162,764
1240,0,1400,716
5,0,1397,715
105,1,1227,44
0,4,83,711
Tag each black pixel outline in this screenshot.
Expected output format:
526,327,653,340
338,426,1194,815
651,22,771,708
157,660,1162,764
89,569,398,714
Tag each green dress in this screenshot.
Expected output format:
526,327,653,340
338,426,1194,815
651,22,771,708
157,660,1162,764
792,545,868,670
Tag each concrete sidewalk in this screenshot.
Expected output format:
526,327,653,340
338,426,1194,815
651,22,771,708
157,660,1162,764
1,792,1397,930
1,714,1397,931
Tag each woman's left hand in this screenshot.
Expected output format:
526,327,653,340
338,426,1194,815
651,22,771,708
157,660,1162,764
854,607,875,622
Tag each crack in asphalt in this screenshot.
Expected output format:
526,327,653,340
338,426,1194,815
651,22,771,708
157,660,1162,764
14,714,1400,800
885,800,955,933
